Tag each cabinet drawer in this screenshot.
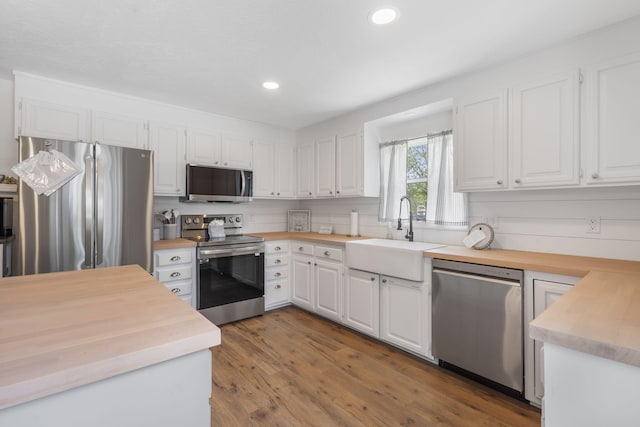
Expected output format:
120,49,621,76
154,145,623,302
156,265,192,282
265,266,288,281
155,248,193,267
163,280,192,296
315,245,343,262
266,241,289,254
265,280,290,307
292,242,314,256
266,254,289,267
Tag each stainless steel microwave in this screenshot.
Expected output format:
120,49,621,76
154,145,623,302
182,164,253,203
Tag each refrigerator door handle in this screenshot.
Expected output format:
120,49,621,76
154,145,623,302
96,157,104,265
84,156,94,268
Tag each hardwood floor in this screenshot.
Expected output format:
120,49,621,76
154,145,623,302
210,306,540,426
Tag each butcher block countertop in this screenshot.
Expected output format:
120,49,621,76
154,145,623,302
248,232,370,245
423,245,640,367
0,265,221,410
153,238,197,250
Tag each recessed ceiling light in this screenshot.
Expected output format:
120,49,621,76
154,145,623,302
262,81,279,90
369,8,398,25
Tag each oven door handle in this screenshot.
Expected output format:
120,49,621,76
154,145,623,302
199,246,264,259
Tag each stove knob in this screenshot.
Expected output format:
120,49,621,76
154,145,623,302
228,217,235,223
235,216,241,223
193,218,200,224
184,218,192,225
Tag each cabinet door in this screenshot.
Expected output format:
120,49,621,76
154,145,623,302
314,260,342,322
380,276,429,356
585,52,640,185
252,140,276,197
315,136,336,197
92,111,147,149
533,280,573,401
291,255,314,311
510,71,580,188
336,131,362,196
454,91,508,191
296,141,315,198
221,134,253,169
275,142,295,198
149,122,186,196
344,269,380,338
186,128,221,166
20,99,90,141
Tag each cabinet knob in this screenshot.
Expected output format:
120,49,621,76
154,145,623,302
370,277,375,281
307,261,311,265
309,192,312,195
170,255,181,261
271,192,274,195
275,284,282,289
215,161,219,165
324,251,330,256
592,173,600,179
170,272,181,278
277,192,280,196
171,288,180,294
329,191,333,194
275,259,281,264
382,279,387,283
497,180,503,185
274,246,281,251
314,263,317,266
299,247,304,251
224,162,228,166
275,272,281,277
336,191,340,194
514,178,521,184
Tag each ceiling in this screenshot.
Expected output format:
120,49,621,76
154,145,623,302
1,1,640,130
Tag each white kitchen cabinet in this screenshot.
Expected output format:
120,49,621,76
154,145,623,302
296,141,315,198
336,131,362,197
344,268,380,338
154,246,197,308
313,245,343,323
253,140,295,198
186,129,252,170
315,136,336,197
585,52,640,185
380,274,430,357
149,122,186,196
264,241,291,310
533,279,573,402
92,111,147,149
454,91,508,191
291,251,314,311
510,71,580,188
19,98,90,141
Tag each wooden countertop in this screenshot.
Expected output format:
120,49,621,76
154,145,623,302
0,265,220,410
248,232,371,245
423,244,640,367
153,238,197,250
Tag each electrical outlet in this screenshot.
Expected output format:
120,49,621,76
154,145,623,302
586,216,601,234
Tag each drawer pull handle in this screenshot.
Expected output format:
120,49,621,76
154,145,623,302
275,272,281,277
275,259,282,264
170,255,181,261
274,246,281,251
324,250,330,256
370,277,375,281
592,173,600,179
170,272,181,278
496,180,503,185
382,279,387,283
171,288,180,294
275,284,282,289
299,247,304,251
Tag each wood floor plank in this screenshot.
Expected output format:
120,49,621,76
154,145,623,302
211,306,540,426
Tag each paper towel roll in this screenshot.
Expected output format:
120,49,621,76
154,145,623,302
349,210,360,237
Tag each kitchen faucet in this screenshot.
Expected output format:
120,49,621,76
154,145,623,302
397,195,414,242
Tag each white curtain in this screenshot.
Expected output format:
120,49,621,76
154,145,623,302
378,141,407,222
426,131,468,225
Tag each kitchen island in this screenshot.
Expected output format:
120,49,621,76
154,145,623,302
0,265,221,426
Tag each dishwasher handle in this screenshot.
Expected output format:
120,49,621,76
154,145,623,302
433,268,521,287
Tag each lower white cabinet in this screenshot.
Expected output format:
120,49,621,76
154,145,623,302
154,246,196,308
291,252,314,311
380,274,431,358
344,268,380,338
264,241,291,310
314,257,343,323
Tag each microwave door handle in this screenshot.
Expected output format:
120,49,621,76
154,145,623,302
240,170,246,197
95,157,104,265
84,156,94,268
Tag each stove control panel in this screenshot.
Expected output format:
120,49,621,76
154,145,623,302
181,214,244,238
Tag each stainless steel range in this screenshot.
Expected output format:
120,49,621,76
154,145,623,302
181,214,265,325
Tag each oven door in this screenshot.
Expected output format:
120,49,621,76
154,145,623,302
198,245,265,312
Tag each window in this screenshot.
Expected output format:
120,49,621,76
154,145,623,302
406,138,428,220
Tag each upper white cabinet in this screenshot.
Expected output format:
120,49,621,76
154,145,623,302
336,131,362,196
315,136,336,197
510,71,580,188
92,111,147,149
186,130,252,170
454,91,508,191
584,52,640,185
296,141,315,198
19,99,90,141
253,140,295,199
149,122,186,196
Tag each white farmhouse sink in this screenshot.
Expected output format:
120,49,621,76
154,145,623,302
346,238,446,282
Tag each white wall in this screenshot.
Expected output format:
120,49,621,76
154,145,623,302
296,16,640,261
0,78,16,177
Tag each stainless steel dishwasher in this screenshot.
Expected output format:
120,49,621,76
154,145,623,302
432,259,524,395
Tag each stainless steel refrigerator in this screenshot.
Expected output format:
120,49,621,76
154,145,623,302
18,136,154,275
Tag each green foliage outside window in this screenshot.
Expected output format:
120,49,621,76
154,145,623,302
407,142,427,219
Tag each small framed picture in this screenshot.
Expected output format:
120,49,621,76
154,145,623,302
288,210,311,232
